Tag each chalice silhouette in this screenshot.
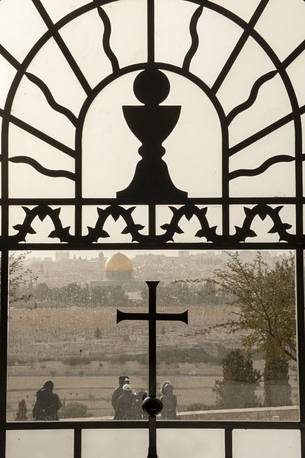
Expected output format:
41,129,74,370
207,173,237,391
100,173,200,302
116,67,188,203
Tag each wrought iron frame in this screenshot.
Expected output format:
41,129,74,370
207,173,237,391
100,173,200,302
0,0,305,457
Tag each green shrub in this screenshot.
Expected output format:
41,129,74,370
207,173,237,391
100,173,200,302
214,349,261,409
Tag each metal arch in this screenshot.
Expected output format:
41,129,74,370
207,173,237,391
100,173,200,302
2,0,300,172
77,64,227,141
1,3,300,164
4,0,301,172
75,61,228,217
75,58,229,236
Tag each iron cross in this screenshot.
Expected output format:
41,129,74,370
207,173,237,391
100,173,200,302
117,281,188,458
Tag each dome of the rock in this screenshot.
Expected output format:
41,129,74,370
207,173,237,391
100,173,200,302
105,253,133,280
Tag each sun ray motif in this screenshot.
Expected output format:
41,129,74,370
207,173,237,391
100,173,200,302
0,43,20,70
25,73,78,126
9,156,76,181
0,109,75,157
282,39,305,68
94,0,120,74
0,43,78,127
31,0,92,95
229,155,295,180
212,0,270,93
229,104,305,156
226,70,277,125
183,4,204,71
226,39,305,124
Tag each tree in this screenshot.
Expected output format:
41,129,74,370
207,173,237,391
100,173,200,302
210,252,295,407
211,252,296,362
8,252,37,304
214,349,261,408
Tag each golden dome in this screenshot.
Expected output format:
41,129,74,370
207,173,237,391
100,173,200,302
105,253,133,272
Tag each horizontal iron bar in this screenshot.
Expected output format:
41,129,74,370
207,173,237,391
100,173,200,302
3,420,304,430
117,310,188,323
155,311,188,323
2,243,302,250
1,198,303,205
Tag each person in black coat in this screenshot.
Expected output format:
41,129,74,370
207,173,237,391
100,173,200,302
112,375,130,413
114,384,137,420
33,380,62,421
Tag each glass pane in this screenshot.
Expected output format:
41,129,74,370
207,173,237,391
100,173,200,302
155,250,299,421
82,430,147,458
7,250,148,421
158,429,225,458
233,430,301,458
6,430,74,458
7,249,299,422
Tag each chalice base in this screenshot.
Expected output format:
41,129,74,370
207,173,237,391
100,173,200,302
116,159,188,204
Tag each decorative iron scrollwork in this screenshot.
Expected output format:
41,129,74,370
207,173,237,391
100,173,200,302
3,203,298,247
11,206,73,243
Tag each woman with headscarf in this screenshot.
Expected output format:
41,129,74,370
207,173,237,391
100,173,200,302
160,381,177,419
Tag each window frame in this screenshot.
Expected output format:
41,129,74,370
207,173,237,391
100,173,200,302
1,0,305,457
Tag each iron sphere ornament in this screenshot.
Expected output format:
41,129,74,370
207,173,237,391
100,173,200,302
142,396,163,417
133,67,170,105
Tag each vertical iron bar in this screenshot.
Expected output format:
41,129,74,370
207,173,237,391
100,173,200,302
295,93,303,242
147,417,157,458
296,249,305,425
1,96,9,241
147,0,155,63
0,250,9,458
1,126,8,238
75,109,82,240
301,428,305,458
0,427,5,458
225,428,233,458
148,281,158,397
75,154,82,239
222,126,230,239
74,428,82,458
149,205,156,237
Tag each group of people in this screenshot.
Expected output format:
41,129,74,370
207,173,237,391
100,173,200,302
112,375,177,420
26,376,177,421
